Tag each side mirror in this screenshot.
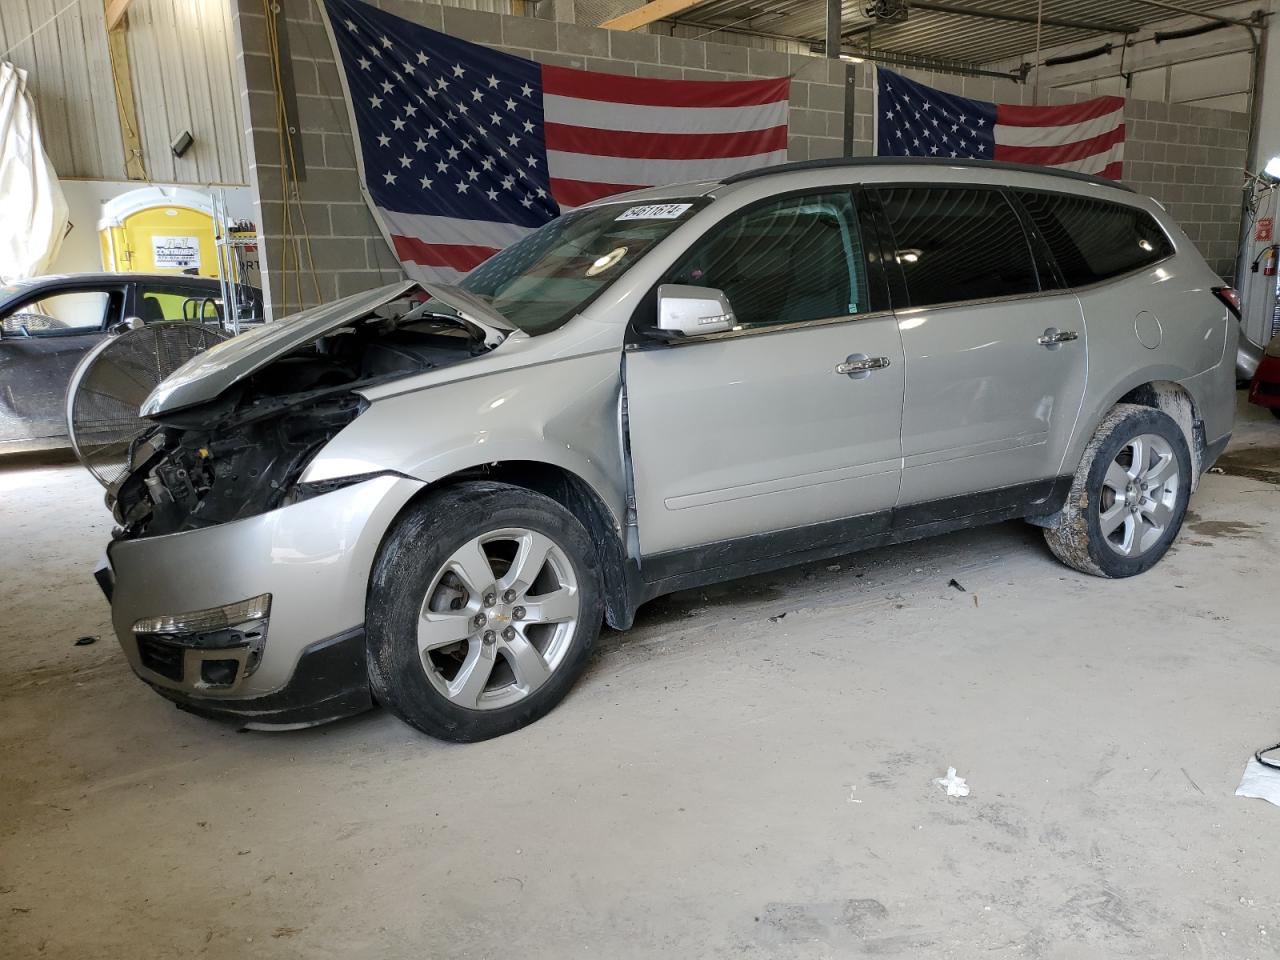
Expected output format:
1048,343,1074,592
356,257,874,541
656,284,736,337
109,317,143,335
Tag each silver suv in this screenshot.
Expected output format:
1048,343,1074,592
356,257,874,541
99,158,1236,741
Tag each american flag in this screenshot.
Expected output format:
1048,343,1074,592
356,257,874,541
876,67,1124,180
322,0,789,282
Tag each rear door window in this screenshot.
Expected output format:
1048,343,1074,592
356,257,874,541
666,191,869,329
136,285,222,323
1014,192,1173,287
875,187,1040,308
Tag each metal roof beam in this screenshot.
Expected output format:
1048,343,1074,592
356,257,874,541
1122,0,1257,29
908,1,1137,35
851,46,1028,81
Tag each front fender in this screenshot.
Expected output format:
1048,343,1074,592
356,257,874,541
299,350,628,530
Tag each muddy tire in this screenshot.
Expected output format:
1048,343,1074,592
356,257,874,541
1042,403,1192,578
367,481,603,742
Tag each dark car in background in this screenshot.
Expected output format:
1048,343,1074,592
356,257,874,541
0,273,262,454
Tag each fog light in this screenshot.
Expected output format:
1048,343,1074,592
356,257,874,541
200,659,240,687
133,594,272,636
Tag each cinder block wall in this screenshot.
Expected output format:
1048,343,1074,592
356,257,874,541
231,0,848,316
232,1,1247,316
1122,100,1250,278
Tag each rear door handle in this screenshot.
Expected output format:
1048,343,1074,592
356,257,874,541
836,354,891,378
1038,328,1079,347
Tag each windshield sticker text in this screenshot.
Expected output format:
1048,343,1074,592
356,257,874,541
615,204,693,221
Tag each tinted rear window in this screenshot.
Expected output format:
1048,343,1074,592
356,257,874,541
1015,192,1173,287
877,187,1039,308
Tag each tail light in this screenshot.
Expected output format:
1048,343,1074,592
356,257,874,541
1212,286,1242,319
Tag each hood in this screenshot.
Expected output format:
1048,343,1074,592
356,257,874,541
140,280,517,416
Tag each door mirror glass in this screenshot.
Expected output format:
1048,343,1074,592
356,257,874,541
656,284,736,337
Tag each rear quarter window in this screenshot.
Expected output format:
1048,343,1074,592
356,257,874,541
1016,192,1174,287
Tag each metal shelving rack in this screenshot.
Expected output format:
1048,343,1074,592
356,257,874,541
212,189,262,335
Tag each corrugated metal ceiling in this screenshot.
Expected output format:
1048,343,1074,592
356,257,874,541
670,0,1245,66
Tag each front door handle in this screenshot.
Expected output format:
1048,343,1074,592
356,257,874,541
836,354,892,378
1038,328,1079,347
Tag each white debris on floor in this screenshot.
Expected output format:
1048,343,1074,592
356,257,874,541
1236,757,1280,808
934,767,971,797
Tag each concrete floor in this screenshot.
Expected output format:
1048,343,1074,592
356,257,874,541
2,397,1279,960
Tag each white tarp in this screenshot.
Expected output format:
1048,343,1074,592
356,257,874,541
0,61,68,282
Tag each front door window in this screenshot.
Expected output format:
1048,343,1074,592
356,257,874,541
667,191,869,329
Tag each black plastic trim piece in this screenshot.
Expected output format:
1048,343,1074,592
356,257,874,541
893,475,1071,528
1202,433,1231,472
146,626,372,727
1004,188,1067,292
93,555,114,603
638,476,1072,600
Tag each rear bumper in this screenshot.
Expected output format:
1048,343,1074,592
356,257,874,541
147,627,372,728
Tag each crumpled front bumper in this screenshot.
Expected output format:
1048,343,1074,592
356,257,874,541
103,474,423,726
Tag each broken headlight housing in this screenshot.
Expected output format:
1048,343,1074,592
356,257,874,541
133,594,272,636
131,594,272,689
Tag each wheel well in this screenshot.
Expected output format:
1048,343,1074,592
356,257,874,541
398,461,637,630
1116,380,1204,488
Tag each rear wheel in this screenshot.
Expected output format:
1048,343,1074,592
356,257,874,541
1042,404,1191,578
367,481,603,741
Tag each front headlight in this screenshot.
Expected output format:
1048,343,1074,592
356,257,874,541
133,594,272,636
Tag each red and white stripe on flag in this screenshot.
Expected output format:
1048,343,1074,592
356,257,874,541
994,96,1125,181
325,0,791,282
541,67,790,210
875,68,1124,183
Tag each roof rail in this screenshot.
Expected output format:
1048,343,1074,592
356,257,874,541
720,156,1134,192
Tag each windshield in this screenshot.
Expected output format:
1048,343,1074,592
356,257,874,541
459,199,708,335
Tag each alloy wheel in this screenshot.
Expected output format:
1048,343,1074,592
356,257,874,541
1097,433,1180,558
416,528,580,710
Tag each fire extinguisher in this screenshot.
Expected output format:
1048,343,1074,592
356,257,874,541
1254,244,1279,276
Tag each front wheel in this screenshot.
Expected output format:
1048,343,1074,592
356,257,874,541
1043,403,1192,578
367,481,603,741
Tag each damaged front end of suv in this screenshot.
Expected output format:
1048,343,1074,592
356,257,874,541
100,280,516,725
109,281,509,541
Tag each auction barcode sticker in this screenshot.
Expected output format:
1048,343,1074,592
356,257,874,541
616,204,693,221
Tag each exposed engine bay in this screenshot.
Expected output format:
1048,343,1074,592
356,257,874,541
109,298,498,540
